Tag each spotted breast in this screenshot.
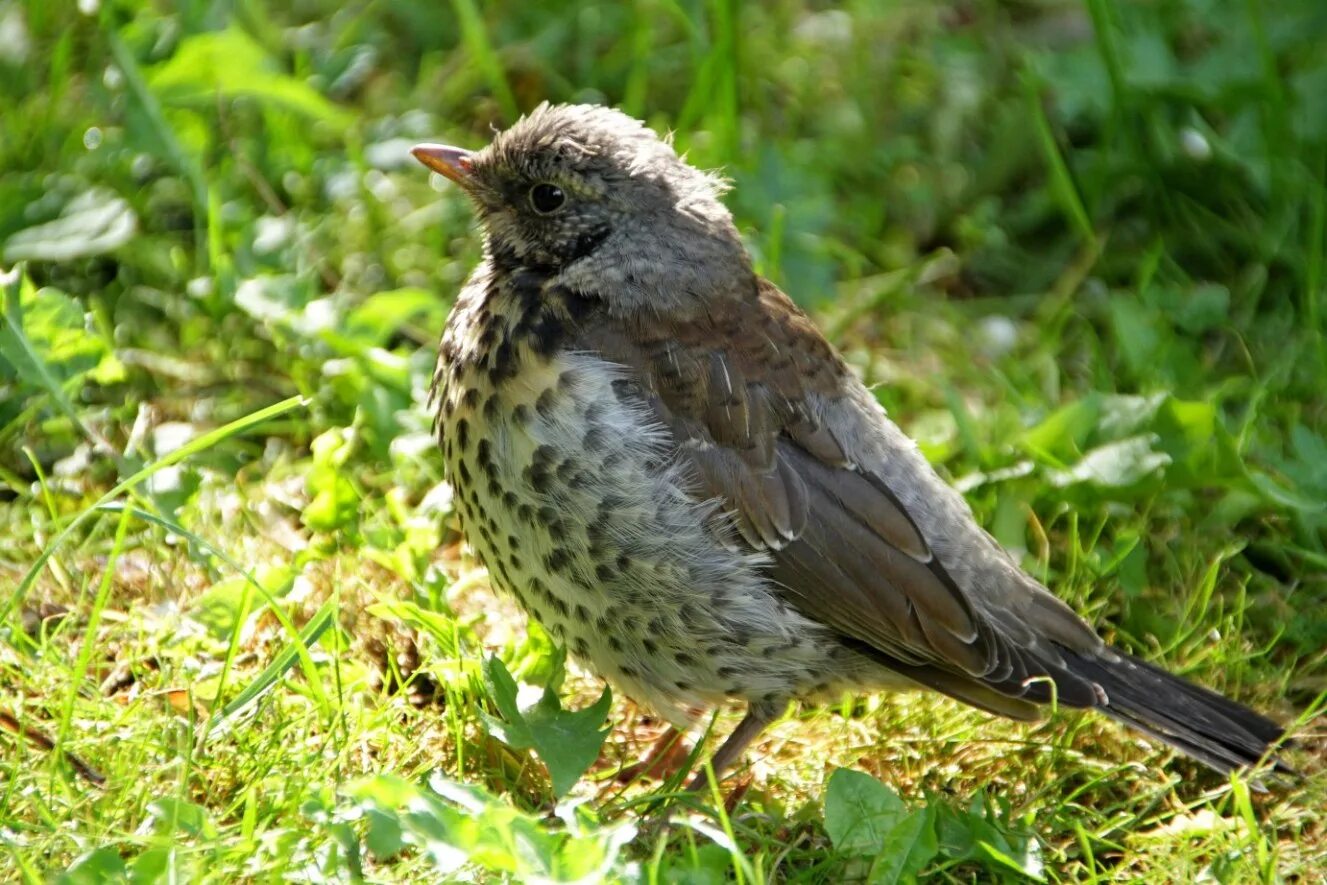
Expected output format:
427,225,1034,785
432,262,868,726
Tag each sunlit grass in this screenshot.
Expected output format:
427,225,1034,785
2,0,1325,881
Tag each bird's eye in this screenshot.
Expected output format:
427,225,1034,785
529,183,566,214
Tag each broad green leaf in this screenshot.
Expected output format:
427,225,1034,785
825,770,939,882
976,838,1045,880
233,274,313,325
824,768,908,855
303,427,361,531
1290,424,1327,487
1021,391,1248,495
363,807,407,860
526,682,613,797
481,654,612,797
481,653,538,749
1163,283,1231,335
1107,298,1164,380
346,288,447,345
1250,471,1327,514
149,28,353,129
147,798,218,838
658,843,734,885
1096,393,1167,440
1291,64,1327,141
346,773,420,808
0,270,110,387
0,265,126,470
1019,394,1101,462
1152,397,1245,486
302,477,360,531
933,791,1044,880
1180,17,1262,99
191,576,254,639
130,848,172,883
1048,434,1171,488
341,774,635,878
1121,29,1178,91
60,847,127,884
871,807,938,885
191,567,293,639
3,189,137,262
1260,423,1327,508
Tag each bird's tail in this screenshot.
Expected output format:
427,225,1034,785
1064,647,1289,776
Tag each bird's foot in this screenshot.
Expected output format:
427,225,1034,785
616,726,692,784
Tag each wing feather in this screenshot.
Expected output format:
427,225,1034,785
577,276,1106,708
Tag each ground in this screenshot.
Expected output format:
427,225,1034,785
0,1,1324,882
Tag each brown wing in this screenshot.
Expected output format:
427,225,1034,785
579,277,1107,713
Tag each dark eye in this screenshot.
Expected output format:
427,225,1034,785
529,183,565,214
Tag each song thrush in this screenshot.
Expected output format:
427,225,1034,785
412,104,1285,788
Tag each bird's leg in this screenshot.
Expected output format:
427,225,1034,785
685,703,778,792
616,725,691,783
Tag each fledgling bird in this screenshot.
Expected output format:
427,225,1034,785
412,103,1286,790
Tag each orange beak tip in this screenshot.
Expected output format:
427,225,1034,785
411,143,473,184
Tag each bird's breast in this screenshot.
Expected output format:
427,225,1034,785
433,335,856,724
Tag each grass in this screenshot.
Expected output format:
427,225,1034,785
1,0,1325,881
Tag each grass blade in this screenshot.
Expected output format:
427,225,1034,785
209,599,337,728
1,395,308,629
449,0,518,120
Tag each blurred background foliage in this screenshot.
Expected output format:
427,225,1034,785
3,0,1324,642
1,0,1325,880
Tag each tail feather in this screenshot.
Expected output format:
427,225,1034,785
1063,647,1289,776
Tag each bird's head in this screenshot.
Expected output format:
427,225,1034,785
413,103,752,314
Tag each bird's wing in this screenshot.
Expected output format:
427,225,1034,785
580,277,1106,710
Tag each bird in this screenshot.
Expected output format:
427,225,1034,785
411,103,1287,791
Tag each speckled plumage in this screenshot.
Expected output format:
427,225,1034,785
415,103,1286,785
433,261,887,730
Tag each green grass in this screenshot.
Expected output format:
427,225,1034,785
2,0,1325,881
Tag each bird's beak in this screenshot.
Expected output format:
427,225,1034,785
411,143,473,184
